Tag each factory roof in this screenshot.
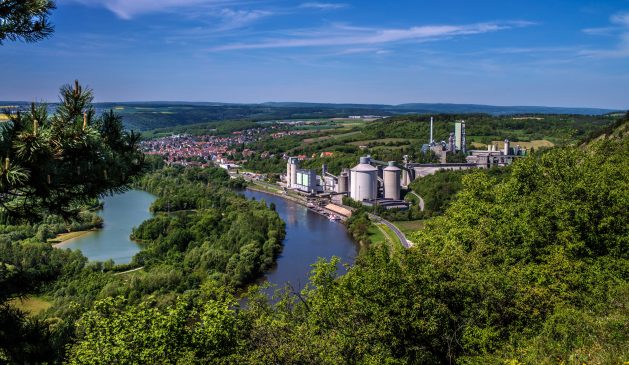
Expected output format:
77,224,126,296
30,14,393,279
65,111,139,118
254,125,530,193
351,163,378,172
383,161,401,171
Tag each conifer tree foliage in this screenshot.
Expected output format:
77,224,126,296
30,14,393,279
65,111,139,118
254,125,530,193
0,81,144,220
0,0,55,44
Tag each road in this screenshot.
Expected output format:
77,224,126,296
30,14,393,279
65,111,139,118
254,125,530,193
113,266,144,275
368,213,412,249
409,191,425,211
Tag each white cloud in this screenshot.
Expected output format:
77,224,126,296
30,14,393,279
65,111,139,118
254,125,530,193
300,2,348,10
218,8,273,29
62,0,236,19
611,12,629,27
213,21,532,51
581,11,629,58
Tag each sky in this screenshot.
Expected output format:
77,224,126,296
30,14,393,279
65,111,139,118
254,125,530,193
1,0,629,109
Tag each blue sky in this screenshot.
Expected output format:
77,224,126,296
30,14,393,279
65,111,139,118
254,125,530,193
1,0,628,109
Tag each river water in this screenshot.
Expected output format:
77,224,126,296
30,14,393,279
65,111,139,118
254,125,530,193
58,190,156,264
242,190,358,292
61,189,359,290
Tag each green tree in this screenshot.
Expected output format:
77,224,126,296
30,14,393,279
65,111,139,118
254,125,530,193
0,0,55,44
1,81,145,220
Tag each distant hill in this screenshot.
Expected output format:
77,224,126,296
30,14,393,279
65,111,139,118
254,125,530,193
1,101,620,131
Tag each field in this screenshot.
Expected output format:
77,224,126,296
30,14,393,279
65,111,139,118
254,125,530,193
470,139,555,150
367,224,386,244
9,296,52,316
392,220,425,235
348,138,416,146
303,131,362,144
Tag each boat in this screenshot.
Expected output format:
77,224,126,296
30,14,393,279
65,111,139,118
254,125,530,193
328,214,341,222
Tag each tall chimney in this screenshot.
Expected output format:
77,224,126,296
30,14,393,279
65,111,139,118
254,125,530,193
430,116,434,145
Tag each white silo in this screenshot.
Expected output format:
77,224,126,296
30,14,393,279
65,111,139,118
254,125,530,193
503,139,510,155
383,161,401,200
350,156,377,202
286,157,299,188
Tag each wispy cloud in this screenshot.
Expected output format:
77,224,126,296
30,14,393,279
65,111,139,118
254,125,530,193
213,21,533,51
62,0,239,19
300,2,348,10
581,11,629,58
217,8,273,30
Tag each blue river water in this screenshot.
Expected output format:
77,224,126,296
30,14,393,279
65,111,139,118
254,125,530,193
58,190,155,264
60,189,358,290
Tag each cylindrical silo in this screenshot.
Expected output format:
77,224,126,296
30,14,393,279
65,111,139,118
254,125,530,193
338,170,349,193
288,157,298,188
383,161,401,200
503,139,510,155
350,157,377,202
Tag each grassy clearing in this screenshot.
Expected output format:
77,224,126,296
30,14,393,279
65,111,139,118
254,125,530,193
393,220,425,235
367,224,386,244
9,296,52,316
303,131,361,144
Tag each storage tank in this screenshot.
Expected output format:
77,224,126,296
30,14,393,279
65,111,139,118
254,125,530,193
383,161,401,200
350,157,377,202
338,169,349,193
503,139,510,155
286,157,299,188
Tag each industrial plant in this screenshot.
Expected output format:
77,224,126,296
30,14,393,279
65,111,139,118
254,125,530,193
283,118,526,209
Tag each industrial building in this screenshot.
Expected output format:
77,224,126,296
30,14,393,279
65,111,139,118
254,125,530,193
454,121,466,152
350,156,378,202
466,139,527,168
286,157,299,188
294,169,317,193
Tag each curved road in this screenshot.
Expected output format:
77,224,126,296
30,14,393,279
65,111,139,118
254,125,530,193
409,191,425,211
368,213,412,249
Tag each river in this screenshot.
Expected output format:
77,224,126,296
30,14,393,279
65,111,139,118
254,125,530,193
58,190,156,264
242,189,358,291
60,189,359,290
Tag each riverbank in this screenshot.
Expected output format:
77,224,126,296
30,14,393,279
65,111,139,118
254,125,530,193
50,230,98,248
246,184,307,206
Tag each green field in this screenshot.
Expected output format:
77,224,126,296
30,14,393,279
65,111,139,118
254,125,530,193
9,296,52,316
393,220,425,235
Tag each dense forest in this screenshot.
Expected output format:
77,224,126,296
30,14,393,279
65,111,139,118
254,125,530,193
0,165,285,363
65,120,628,364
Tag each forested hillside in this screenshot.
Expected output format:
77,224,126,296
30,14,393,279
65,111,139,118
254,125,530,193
67,120,628,364
0,166,285,363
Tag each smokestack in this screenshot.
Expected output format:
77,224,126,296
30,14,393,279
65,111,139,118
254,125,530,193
430,116,434,145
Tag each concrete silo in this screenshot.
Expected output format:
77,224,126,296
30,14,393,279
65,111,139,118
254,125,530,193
383,161,401,200
337,168,349,194
286,157,299,188
350,157,377,202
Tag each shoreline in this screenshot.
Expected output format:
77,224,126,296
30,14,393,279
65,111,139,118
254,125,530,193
245,184,350,221
50,229,98,248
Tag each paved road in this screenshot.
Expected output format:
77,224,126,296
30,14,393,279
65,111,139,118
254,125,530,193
113,266,144,275
368,213,412,249
409,191,425,211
